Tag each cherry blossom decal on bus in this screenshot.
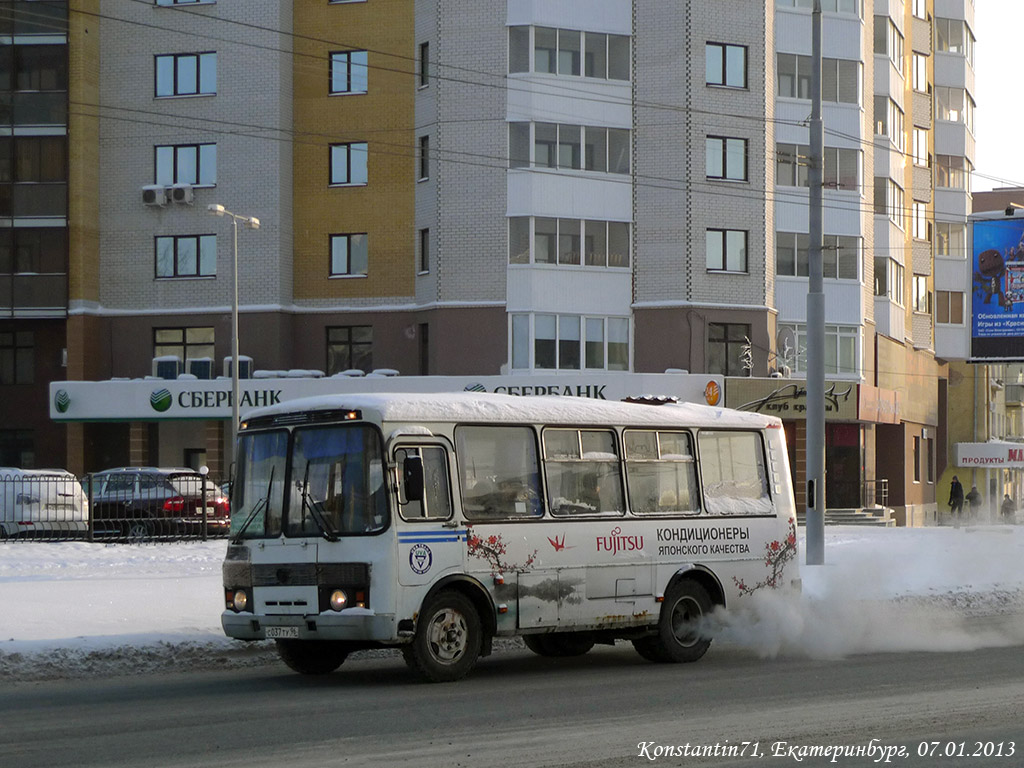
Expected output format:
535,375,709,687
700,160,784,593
733,519,798,596
467,530,537,573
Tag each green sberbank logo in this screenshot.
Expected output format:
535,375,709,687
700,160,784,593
150,388,173,412
54,389,70,413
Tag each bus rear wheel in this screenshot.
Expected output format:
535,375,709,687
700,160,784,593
523,632,595,657
403,590,482,683
635,579,713,664
276,639,349,675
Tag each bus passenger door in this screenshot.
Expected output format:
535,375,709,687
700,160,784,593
393,441,465,587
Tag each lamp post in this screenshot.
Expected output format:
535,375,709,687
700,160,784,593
207,204,260,461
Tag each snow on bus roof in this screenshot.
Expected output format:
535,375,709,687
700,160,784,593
243,391,778,429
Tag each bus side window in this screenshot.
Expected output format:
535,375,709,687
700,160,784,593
398,446,452,521
455,426,542,519
544,428,624,517
624,430,699,515
698,430,773,516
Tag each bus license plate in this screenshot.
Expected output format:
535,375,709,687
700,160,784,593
265,627,299,639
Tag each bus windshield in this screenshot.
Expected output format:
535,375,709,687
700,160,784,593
286,424,388,537
231,429,287,539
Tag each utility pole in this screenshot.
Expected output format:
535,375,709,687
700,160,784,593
805,0,826,565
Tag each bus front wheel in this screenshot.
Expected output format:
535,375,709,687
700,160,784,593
634,579,712,663
404,590,482,683
276,639,348,675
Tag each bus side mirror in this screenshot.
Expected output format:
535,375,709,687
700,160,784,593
402,455,424,502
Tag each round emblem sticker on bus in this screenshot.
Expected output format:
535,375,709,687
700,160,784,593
704,381,721,406
409,543,433,574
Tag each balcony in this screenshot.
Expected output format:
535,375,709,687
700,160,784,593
0,272,67,317
0,1,68,36
0,183,67,219
0,92,68,127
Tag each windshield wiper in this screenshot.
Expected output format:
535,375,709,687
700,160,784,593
300,461,339,542
230,466,274,544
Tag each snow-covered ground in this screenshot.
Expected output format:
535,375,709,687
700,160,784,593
2,525,1024,681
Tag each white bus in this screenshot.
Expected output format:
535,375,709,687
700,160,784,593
221,392,798,682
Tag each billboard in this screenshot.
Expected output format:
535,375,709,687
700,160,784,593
971,216,1024,361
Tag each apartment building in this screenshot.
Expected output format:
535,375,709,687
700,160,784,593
7,1,978,527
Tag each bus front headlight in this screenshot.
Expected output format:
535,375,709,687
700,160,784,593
232,589,248,612
329,589,348,611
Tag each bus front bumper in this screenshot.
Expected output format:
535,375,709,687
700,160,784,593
222,608,395,642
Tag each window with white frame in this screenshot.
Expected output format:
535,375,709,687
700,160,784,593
912,52,928,93
874,96,906,152
330,233,368,277
155,235,216,278
935,222,966,257
705,43,746,88
936,17,975,65
874,177,905,228
912,201,929,241
912,127,929,167
776,232,860,280
329,142,368,185
935,86,975,132
155,143,216,186
776,0,860,12
706,136,747,181
873,16,904,75
511,314,628,371
912,274,931,313
874,256,905,304
935,290,964,324
777,54,860,103
776,143,860,191
508,122,630,174
155,52,216,97
778,323,859,376
330,50,368,94
508,217,629,268
912,0,927,20
508,26,630,81
935,154,971,190
706,229,747,273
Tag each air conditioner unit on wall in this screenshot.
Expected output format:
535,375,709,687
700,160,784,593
186,358,213,380
223,355,253,379
170,183,194,204
142,185,168,206
153,355,182,380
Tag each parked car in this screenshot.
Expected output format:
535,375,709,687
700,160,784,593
0,468,89,539
87,467,229,539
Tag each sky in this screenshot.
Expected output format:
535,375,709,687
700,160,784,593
2,524,1024,681
972,0,1024,191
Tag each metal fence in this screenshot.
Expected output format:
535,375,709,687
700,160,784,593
0,470,231,543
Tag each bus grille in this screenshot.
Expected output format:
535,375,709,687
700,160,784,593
248,562,369,587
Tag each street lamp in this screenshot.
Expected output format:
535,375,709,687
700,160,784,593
207,203,260,461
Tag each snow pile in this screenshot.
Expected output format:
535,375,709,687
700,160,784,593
2,525,1024,680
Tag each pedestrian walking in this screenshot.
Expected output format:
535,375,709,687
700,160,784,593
965,485,982,515
948,475,964,517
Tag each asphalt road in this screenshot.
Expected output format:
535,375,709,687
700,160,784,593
2,642,1023,768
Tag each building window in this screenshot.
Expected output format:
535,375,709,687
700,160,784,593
777,54,859,103
508,217,629,268
873,16,904,75
778,323,859,376
874,257,905,304
935,154,971,190
776,143,860,191
0,429,33,467
935,17,975,65
935,222,966,257
509,122,630,174
154,327,215,362
329,142,368,185
155,143,216,186
706,229,747,273
329,233,368,277
0,330,33,385
874,177,905,228
705,43,746,88
706,136,747,181
0,136,66,182
419,135,429,180
913,435,921,482
5,44,67,92
326,326,372,375
912,201,929,241
874,96,906,153
330,50,368,94
511,314,628,371
0,228,67,275
508,26,630,81
155,52,216,97
912,127,929,167
911,0,927,20
419,228,429,273
707,323,750,377
935,86,975,132
912,53,928,93
776,232,859,280
418,43,429,86
777,0,860,12
926,437,934,482
155,235,216,278
156,0,212,5
935,290,965,324
912,274,931,313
